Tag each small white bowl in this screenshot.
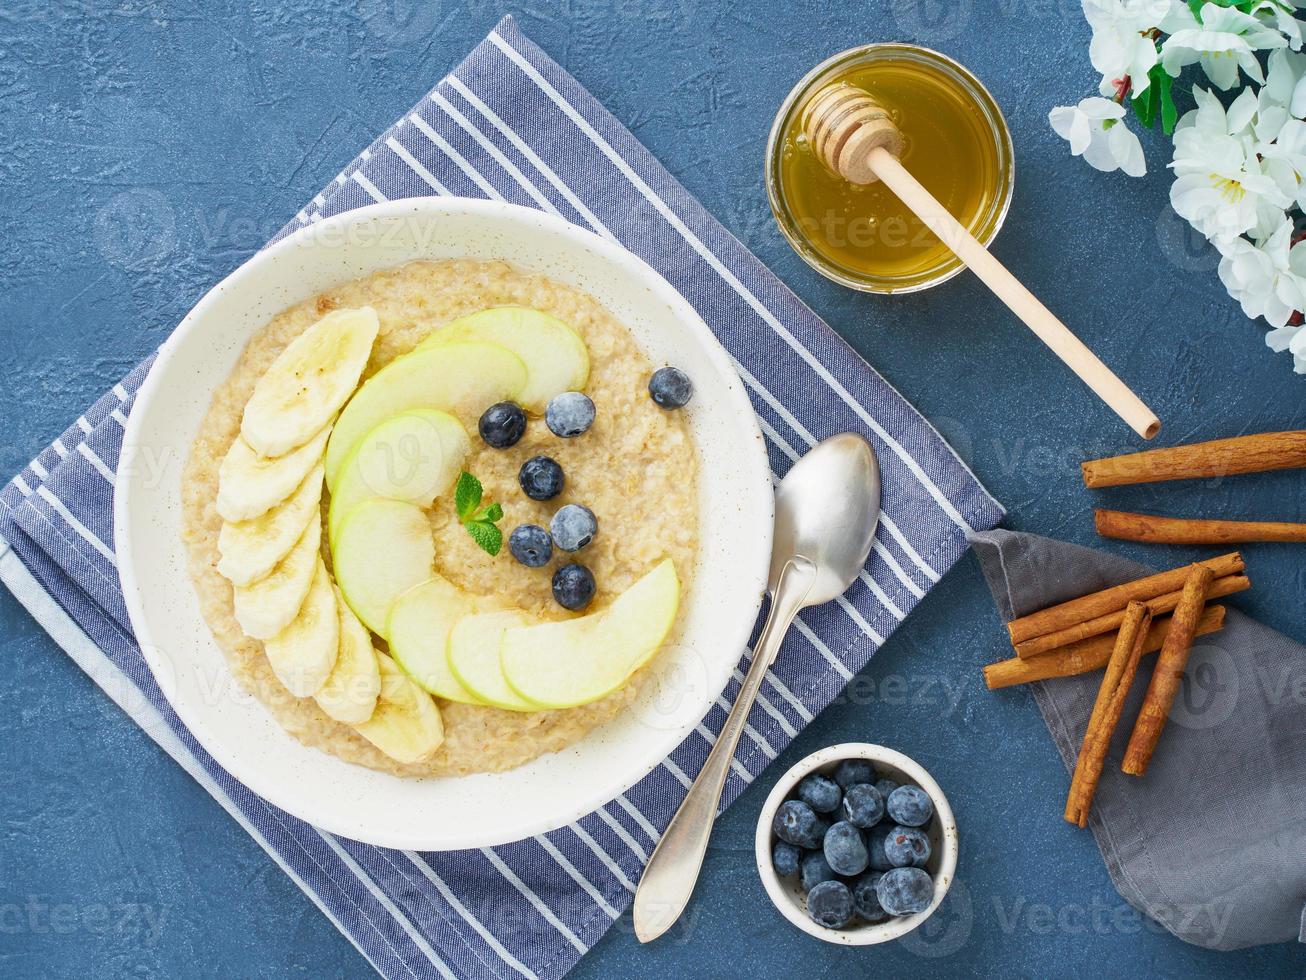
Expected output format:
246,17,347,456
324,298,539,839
754,743,958,945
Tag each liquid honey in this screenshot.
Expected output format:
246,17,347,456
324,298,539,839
768,46,1012,292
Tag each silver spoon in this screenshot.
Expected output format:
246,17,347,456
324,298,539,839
632,432,882,942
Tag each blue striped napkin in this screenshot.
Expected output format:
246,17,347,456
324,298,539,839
0,17,1003,979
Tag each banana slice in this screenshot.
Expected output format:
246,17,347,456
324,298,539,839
231,518,321,639
263,557,338,697
352,653,445,764
314,589,382,724
217,427,330,522
217,463,323,586
241,307,379,457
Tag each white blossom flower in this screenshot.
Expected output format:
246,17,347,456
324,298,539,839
1082,0,1172,95
1049,98,1148,176
1203,51,1306,209
1265,321,1306,371
1216,217,1306,328
1161,2,1288,90
1169,86,1290,241
1251,0,1303,51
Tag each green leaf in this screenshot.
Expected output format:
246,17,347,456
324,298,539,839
465,520,502,556
1132,70,1161,129
479,502,504,523
1157,69,1178,135
454,471,482,521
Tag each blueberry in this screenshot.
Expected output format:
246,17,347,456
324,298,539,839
799,850,838,892
796,773,842,814
874,777,900,802
806,880,855,929
840,783,885,828
886,785,935,827
772,800,827,849
550,504,597,552
866,824,894,871
478,401,527,449
552,564,595,611
648,366,693,409
884,826,931,868
822,821,869,877
851,872,888,923
876,867,933,916
545,391,596,437
833,759,876,788
772,841,801,878
508,524,553,568
518,455,564,500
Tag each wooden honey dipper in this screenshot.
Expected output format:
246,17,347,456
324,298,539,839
804,84,1161,440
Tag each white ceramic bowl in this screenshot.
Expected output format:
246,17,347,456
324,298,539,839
116,198,773,850
754,743,958,944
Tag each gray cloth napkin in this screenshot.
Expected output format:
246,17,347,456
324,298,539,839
969,529,1306,951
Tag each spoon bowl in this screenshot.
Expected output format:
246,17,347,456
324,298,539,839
769,432,882,602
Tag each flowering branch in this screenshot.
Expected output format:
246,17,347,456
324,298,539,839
1052,0,1306,373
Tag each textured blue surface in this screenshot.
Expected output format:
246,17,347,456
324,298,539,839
1,2,1304,977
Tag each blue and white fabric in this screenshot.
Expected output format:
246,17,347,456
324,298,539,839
0,17,1003,979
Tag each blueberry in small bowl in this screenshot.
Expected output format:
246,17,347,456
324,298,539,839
772,841,801,879
754,743,957,946
840,783,884,828
886,785,935,827
771,799,827,850
883,825,931,869
796,772,841,814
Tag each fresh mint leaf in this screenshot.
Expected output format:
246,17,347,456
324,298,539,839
454,471,482,521
455,471,503,556
465,520,502,556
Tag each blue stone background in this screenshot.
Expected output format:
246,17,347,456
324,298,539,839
2,1,1304,976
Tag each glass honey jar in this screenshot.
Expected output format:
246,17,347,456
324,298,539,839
766,44,1015,293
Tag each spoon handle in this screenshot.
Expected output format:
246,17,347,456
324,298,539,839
632,556,817,943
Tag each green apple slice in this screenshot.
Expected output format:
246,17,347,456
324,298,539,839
231,517,321,640
331,498,434,637
314,588,382,724
263,557,339,697
352,653,445,764
419,307,589,413
324,342,526,488
502,559,680,709
327,409,469,548
216,463,324,587
242,307,378,457
448,610,539,712
387,577,486,705
217,426,330,522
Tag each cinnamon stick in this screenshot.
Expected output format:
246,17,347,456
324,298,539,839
1096,509,1306,545
1082,430,1306,488
984,606,1226,690
1006,552,1242,645
1064,602,1153,827
1015,573,1249,658
1121,565,1215,775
